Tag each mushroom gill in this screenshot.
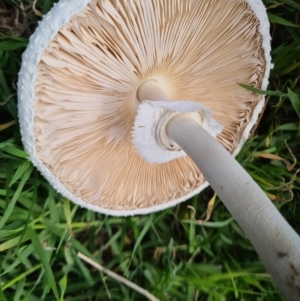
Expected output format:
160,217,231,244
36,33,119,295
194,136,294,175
33,0,265,210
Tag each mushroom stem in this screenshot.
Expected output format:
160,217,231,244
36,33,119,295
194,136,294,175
137,80,170,102
166,114,300,301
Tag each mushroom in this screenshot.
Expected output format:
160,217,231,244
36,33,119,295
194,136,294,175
17,0,300,299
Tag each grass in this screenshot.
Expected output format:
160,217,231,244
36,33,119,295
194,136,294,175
0,0,299,300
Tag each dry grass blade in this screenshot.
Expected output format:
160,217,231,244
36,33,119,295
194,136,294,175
0,120,15,131
253,140,296,172
187,193,216,224
0,2,26,37
253,152,293,170
32,0,42,17
77,252,160,301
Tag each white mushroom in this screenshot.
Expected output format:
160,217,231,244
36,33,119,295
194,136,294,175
17,0,300,299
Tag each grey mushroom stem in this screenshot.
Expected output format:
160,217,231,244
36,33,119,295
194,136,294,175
137,80,300,301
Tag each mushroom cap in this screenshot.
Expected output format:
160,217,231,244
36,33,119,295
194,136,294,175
18,0,271,216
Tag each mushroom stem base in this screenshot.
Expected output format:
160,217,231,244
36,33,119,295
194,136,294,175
167,114,300,301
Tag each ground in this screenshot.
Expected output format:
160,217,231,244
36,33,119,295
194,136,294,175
0,0,299,300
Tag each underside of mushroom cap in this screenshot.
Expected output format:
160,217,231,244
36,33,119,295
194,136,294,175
18,0,271,215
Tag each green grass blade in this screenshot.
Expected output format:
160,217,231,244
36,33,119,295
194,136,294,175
1,145,28,159
127,215,154,270
14,277,25,301
59,275,68,301
0,282,7,301
9,160,31,187
287,88,300,117
183,217,234,228
0,40,28,51
238,83,282,96
268,13,300,28
27,226,59,300
280,0,300,10
0,165,33,229
2,264,42,291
